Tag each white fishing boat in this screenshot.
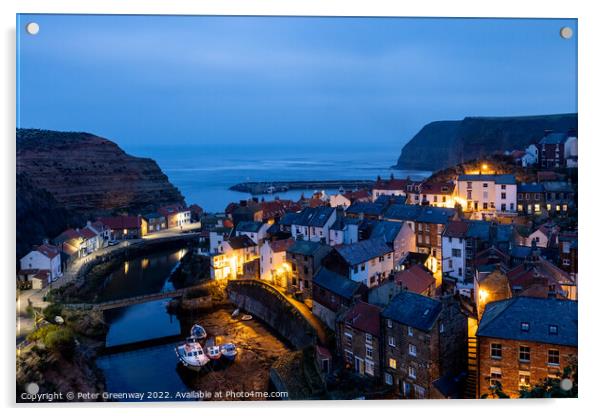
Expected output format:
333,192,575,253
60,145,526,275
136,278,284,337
190,323,207,341
175,341,210,371
241,314,253,321
220,343,238,360
206,345,222,360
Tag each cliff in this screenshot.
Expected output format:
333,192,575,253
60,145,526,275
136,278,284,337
16,129,185,258
393,113,578,171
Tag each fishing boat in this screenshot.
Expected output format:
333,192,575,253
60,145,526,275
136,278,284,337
206,345,222,360
175,341,210,371
241,314,253,321
220,343,238,360
190,323,207,341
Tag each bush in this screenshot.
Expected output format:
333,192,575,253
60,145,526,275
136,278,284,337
43,303,63,322
27,325,76,358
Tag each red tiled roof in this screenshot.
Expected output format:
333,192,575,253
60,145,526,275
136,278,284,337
443,220,469,238
269,238,295,253
343,301,382,336
79,228,98,239
98,215,141,230
35,244,60,259
344,189,371,202
395,264,435,295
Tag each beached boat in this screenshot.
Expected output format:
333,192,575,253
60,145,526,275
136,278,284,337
241,314,253,321
175,341,210,371
231,308,240,318
220,343,238,360
190,323,207,341
206,345,222,360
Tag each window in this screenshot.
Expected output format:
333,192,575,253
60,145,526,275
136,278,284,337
521,322,530,332
491,343,502,359
388,336,396,347
534,204,541,212
519,371,531,389
467,181,473,189
563,204,568,212
408,326,414,337
366,346,373,359
365,360,374,376
501,184,507,190
501,192,507,200
366,333,373,344
388,358,397,369
483,183,488,188
548,349,560,366
439,323,445,333
562,259,571,266
490,367,502,386
408,344,417,356
519,346,531,362
549,325,558,335
345,350,353,363
408,366,416,379
467,190,472,200
345,332,353,346
414,385,426,399
452,248,461,257
501,203,507,211
385,373,393,385
387,319,392,328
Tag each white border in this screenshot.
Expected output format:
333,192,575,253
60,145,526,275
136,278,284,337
2,1,601,416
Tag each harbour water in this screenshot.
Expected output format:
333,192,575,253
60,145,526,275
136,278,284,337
124,143,430,212
96,247,291,401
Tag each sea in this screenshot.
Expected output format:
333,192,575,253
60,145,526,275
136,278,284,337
123,142,431,213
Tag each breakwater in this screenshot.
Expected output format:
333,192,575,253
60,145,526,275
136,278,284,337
229,180,374,195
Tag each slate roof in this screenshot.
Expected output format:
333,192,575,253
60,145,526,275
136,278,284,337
543,181,575,193
269,238,295,253
416,207,456,224
383,204,422,222
443,220,470,238
292,206,335,227
142,212,165,220
287,240,330,257
341,301,382,336
346,202,387,217
370,221,403,244
374,194,407,206
419,182,455,195
381,291,442,332
279,212,300,226
518,183,545,193
457,174,516,185
334,238,393,266
313,268,362,300
539,132,569,145
236,221,265,233
465,221,513,243
226,235,257,250
477,297,577,347
330,216,361,231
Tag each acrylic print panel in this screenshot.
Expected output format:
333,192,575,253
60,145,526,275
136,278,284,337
16,14,577,402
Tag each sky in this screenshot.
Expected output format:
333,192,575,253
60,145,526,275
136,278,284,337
16,15,577,149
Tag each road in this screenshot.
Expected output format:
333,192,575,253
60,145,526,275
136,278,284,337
16,222,202,344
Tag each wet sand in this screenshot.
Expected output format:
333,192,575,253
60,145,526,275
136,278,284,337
177,308,292,400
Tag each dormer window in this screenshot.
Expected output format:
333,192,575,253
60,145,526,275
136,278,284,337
521,322,530,332
549,325,558,335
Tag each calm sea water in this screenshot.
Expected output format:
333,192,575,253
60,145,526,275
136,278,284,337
123,143,430,212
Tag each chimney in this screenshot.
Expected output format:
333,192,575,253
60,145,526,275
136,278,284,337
544,129,553,137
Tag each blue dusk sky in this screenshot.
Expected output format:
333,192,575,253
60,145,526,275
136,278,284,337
17,15,577,148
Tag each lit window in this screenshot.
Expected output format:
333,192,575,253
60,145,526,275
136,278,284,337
490,367,502,386
521,322,530,332
519,371,531,389
389,358,397,369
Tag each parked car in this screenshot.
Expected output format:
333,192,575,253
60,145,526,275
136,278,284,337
108,240,119,246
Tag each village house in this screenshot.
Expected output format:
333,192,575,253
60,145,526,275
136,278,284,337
381,291,468,399
543,181,576,215
259,238,295,287
462,221,514,281
322,238,394,288
517,183,545,215
97,215,147,240
345,202,387,221
521,144,539,167
230,200,264,224
158,204,191,228
312,267,366,330
289,206,337,244
394,264,437,297
142,212,167,233
337,301,382,379
476,297,577,398
19,243,62,282
441,220,470,284
538,130,577,169
286,240,333,299
456,174,517,219
558,232,577,277
414,207,457,280
234,220,270,244
258,199,300,223
369,220,416,266
328,216,360,246
209,235,258,280
372,175,422,201
383,204,423,232
518,223,559,249
329,189,371,209
411,182,456,208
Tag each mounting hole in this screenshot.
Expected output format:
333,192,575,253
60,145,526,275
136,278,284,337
560,26,573,40
26,22,40,35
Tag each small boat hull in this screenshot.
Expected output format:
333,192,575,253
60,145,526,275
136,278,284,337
175,341,210,371
220,343,238,361
241,314,253,321
206,345,222,360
